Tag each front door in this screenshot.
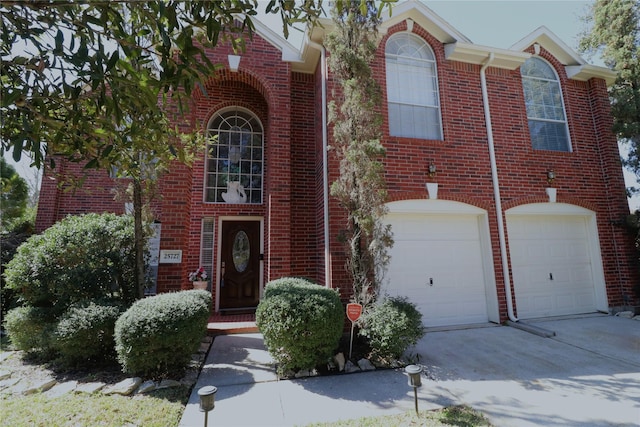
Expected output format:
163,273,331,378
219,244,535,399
219,220,261,311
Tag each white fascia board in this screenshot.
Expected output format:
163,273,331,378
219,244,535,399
382,0,471,44
511,26,585,66
251,18,303,63
445,42,531,70
565,64,617,86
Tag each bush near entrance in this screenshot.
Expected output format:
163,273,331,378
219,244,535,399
115,289,211,377
256,277,344,374
359,296,424,360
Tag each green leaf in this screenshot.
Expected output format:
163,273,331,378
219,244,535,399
106,50,119,72
54,29,64,54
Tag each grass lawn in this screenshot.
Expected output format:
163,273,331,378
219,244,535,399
0,388,188,427
0,339,192,427
307,406,493,427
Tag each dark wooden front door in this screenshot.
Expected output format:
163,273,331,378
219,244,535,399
219,220,261,311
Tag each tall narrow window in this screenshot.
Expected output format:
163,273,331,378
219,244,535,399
385,33,442,140
521,57,571,152
205,108,264,203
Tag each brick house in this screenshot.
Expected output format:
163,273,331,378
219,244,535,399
36,1,637,326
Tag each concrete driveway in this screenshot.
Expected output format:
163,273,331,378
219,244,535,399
181,314,639,427
415,314,640,426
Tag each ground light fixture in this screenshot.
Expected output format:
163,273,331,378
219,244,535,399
198,385,218,427
405,364,423,416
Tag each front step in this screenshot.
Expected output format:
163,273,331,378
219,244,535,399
207,311,258,335
208,321,258,335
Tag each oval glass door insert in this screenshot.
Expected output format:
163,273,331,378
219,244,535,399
232,231,250,272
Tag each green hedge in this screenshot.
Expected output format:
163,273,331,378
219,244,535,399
114,290,211,377
4,306,56,354
256,277,344,374
359,296,424,360
4,213,138,314
53,301,124,365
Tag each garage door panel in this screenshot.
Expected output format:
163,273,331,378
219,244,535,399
507,215,597,319
385,213,489,327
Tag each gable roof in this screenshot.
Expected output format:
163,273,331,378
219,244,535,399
251,1,615,84
380,0,470,44
511,26,616,84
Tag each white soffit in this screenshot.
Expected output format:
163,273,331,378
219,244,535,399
444,42,531,70
381,0,471,44
511,26,584,65
511,26,616,85
566,64,617,85
251,18,303,64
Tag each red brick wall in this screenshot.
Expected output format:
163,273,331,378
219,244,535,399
35,18,636,316
323,20,636,316
290,72,321,281
156,34,295,301
36,160,125,233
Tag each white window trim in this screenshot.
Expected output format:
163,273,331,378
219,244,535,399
385,32,444,141
203,106,265,204
522,56,572,153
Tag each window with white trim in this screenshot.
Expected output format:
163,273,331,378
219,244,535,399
385,33,443,140
521,57,571,152
205,108,264,203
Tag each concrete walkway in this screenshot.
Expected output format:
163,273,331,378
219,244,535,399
179,314,640,426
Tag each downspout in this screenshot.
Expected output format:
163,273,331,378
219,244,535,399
480,53,518,322
308,40,331,288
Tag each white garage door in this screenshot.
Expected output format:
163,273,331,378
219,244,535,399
507,215,597,319
384,212,490,327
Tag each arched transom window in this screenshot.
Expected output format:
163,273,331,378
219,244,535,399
205,108,264,203
385,33,443,140
521,57,571,152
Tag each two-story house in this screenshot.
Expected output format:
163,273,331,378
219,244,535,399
36,1,637,326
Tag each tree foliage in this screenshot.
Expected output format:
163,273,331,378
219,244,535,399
0,157,29,232
580,0,640,193
325,0,393,308
1,1,328,168
1,0,327,297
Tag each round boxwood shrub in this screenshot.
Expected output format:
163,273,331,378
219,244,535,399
114,290,211,378
359,296,424,360
255,277,344,374
4,306,56,354
4,213,138,314
53,300,124,366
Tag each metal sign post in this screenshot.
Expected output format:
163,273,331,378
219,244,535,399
346,303,362,360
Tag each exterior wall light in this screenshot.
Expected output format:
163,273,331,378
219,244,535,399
198,385,218,427
546,169,556,184
405,364,423,416
428,163,437,178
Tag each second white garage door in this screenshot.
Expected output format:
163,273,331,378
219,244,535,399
384,202,496,327
507,212,601,319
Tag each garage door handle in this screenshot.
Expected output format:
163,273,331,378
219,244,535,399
429,278,433,286
549,273,553,281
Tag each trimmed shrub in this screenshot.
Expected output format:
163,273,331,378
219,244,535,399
4,213,138,314
114,290,211,377
256,277,344,374
4,306,56,353
1,226,33,322
359,296,424,360
53,301,124,365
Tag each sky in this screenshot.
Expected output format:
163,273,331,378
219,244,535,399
4,0,638,209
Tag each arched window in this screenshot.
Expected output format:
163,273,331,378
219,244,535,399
385,33,442,140
205,108,264,203
521,57,571,152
